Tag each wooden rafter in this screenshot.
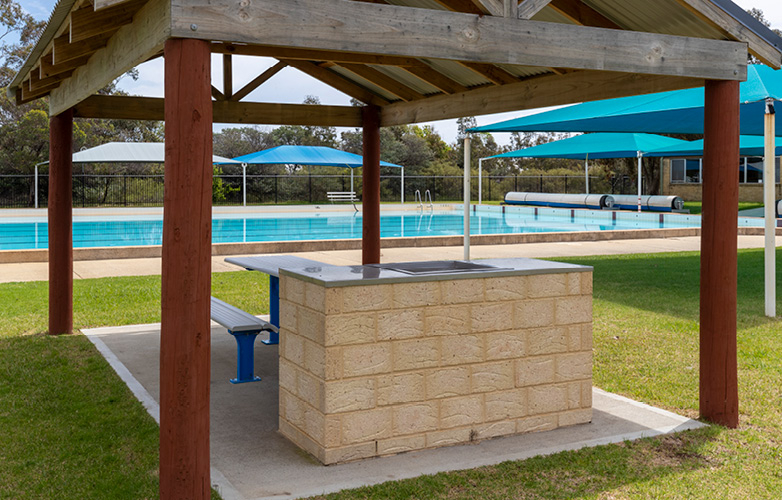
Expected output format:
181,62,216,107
49,0,170,115
69,0,144,43
674,0,781,67
339,63,426,101
279,59,390,106
53,31,115,64
230,61,287,102
41,53,91,78
548,0,622,30
458,62,518,85
518,0,553,19
381,69,705,126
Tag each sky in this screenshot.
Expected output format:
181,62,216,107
16,0,782,145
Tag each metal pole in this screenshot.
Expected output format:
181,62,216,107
478,158,483,205
350,168,354,194
401,167,404,204
242,162,247,207
584,153,589,194
764,99,776,317
34,164,39,209
463,137,471,261
637,152,643,212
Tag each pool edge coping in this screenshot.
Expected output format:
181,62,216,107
3,226,779,264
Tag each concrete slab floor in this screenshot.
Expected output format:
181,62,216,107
3,234,781,284
84,323,705,500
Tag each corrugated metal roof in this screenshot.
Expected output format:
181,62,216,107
584,0,725,39
327,66,402,102
495,64,552,79
369,65,442,96
419,58,491,88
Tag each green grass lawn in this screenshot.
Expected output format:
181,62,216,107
1,250,780,498
683,201,764,215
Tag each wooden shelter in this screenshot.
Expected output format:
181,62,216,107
8,0,782,497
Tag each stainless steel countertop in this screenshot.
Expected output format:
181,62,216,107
278,258,591,288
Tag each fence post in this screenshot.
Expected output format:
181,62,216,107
539,174,543,193
515,175,518,192
309,171,312,203
275,176,278,204
124,175,128,206
488,176,491,200
565,175,568,193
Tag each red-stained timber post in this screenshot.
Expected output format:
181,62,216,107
700,79,739,428
48,108,73,335
362,105,381,265
160,39,213,499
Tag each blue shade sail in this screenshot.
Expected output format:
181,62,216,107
488,133,689,160
471,65,782,136
232,145,403,168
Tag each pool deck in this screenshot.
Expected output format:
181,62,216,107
1,234,779,283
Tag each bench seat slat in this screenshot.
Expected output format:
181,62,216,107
210,297,278,334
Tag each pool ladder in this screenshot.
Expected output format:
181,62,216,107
415,189,433,211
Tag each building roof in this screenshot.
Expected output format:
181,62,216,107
8,0,782,127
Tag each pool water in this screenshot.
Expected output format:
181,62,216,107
0,206,749,251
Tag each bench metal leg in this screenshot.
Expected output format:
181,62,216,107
263,276,280,345
229,330,262,384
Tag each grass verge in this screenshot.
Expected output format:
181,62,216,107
1,250,780,498
0,271,268,499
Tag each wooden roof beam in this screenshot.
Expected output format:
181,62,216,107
72,94,363,126
339,63,426,101
230,61,287,102
172,0,747,81
279,59,390,106
381,70,705,126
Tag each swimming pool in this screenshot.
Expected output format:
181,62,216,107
0,205,761,251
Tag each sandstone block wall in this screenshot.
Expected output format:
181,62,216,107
278,271,593,465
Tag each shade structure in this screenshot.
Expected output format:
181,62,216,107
470,65,782,136
232,145,402,168
645,135,782,157
488,133,689,160
64,142,239,164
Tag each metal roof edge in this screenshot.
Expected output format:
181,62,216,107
6,0,79,100
710,0,782,55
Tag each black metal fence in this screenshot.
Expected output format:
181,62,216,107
0,172,637,208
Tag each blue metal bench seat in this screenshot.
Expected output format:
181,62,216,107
210,296,278,384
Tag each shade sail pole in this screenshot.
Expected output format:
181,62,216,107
585,153,589,194
700,79,739,429
362,105,381,265
160,38,213,499
242,162,247,207
401,167,404,204
464,137,471,261
48,108,73,335
478,157,483,205
636,152,643,212
764,99,776,318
